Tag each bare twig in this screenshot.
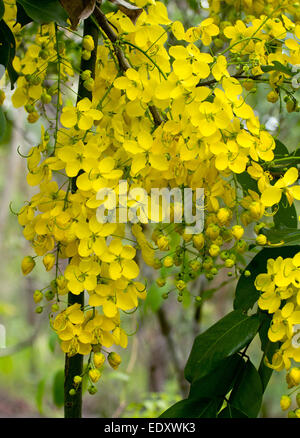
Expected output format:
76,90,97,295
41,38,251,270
157,306,189,398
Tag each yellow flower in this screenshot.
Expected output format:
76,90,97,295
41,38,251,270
261,167,300,207
64,259,101,295
268,303,300,343
60,98,102,130
100,239,139,280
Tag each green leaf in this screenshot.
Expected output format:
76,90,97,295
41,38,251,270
0,106,6,142
261,227,300,246
273,199,297,229
0,1,4,21
234,246,300,311
160,397,219,418
48,331,58,353
257,313,280,393
236,171,258,193
52,369,64,407
143,282,163,313
274,138,290,157
261,61,292,76
184,310,260,383
218,405,248,418
227,360,263,418
187,0,199,10
16,2,33,27
16,0,68,25
36,378,46,414
0,19,18,87
188,353,244,400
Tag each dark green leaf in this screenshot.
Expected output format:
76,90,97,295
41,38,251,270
16,0,68,25
0,106,6,142
0,19,18,87
160,397,219,418
218,405,248,418
274,138,290,157
52,369,64,407
234,246,300,311
187,0,199,10
257,313,280,392
261,227,300,246
236,171,258,193
0,1,4,21
16,2,33,27
228,360,263,418
189,353,244,400
184,310,260,383
273,198,297,229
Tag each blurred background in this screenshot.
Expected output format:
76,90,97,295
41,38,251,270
0,0,299,418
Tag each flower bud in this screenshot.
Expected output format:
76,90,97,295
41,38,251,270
21,256,35,275
193,233,204,250
94,352,105,369
33,290,43,303
205,224,220,240
83,78,94,92
243,79,254,91
51,304,59,312
217,208,231,225
280,395,291,411
163,256,173,268
156,277,166,287
108,352,122,370
81,70,92,81
190,260,202,271
82,50,91,60
267,90,279,103
287,367,300,387
88,385,98,395
176,280,186,291
45,290,55,301
256,234,267,246
43,253,56,271
232,225,244,240
157,235,169,251
225,258,235,268
27,111,39,123
73,375,82,384
89,368,101,383
235,239,248,254
83,35,94,51
209,244,220,257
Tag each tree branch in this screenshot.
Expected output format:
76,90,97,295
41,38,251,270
92,5,163,126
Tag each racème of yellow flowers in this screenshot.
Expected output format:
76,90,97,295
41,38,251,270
5,0,300,393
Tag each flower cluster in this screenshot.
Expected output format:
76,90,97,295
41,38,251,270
256,253,300,416
4,0,299,393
